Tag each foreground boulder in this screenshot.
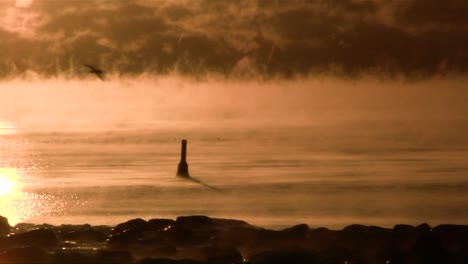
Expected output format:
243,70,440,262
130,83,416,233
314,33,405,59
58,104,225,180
0,216,10,236
2,217,468,264
51,249,132,264
9,228,58,249
249,248,320,264
108,218,149,248
61,228,108,244
0,247,49,263
135,258,203,264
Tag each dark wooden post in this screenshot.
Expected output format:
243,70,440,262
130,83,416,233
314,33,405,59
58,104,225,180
177,139,189,177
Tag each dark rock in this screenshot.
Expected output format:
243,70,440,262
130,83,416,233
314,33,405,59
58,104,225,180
61,229,108,243
9,228,58,249
135,258,203,264
255,225,312,248
317,247,365,264
433,224,468,254
108,228,145,248
113,218,148,234
391,224,420,255
0,236,8,249
0,247,48,263
176,216,217,229
171,217,221,246
132,244,178,260
342,224,370,234
390,228,449,264
52,249,132,264
51,250,95,264
212,218,252,228
0,216,10,236
393,224,416,233
416,223,432,233
282,224,310,240
96,249,133,264
202,246,243,264
448,250,468,264
12,223,37,234
148,219,176,231
215,228,257,250
249,248,320,264
308,228,340,251
108,218,149,248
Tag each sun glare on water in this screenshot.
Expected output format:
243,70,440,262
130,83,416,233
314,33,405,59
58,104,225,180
0,168,22,225
0,169,18,196
0,168,65,226
0,177,15,195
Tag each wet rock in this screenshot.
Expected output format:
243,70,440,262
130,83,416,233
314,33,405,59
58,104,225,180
249,248,320,264
61,229,108,243
0,247,49,263
135,258,203,264
212,218,252,229
51,250,95,264
148,219,176,232
173,216,220,246
12,223,37,234
216,225,260,249
113,218,148,234
340,224,392,263
308,228,339,251
0,236,9,249
254,224,311,249
132,244,178,260
176,216,217,229
108,218,149,248
9,228,58,249
202,246,243,264
51,249,132,264
0,216,10,236
282,224,310,240
388,225,447,264
317,247,365,264
433,224,468,254
416,223,432,233
108,228,144,248
96,249,133,264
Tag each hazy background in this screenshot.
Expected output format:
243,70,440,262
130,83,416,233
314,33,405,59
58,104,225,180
1,76,468,133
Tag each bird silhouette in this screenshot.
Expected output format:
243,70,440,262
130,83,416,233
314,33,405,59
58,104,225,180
83,64,105,80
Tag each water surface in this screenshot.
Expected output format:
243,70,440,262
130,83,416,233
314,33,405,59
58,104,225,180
1,122,467,229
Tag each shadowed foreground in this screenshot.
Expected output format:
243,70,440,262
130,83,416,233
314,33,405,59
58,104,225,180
0,215,467,264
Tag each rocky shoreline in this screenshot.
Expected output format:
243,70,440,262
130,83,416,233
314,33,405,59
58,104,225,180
0,215,467,264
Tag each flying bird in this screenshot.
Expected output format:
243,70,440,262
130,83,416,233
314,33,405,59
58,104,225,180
83,64,105,80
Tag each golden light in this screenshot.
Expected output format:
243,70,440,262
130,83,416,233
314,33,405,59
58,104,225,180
0,121,17,135
0,168,65,225
15,0,34,8
0,168,18,196
0,168,22,225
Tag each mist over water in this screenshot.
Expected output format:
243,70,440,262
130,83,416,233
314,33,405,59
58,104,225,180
1,76,468,228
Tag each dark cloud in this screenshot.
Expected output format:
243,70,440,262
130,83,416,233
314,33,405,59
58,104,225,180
396,0,468,27
0,0,467,79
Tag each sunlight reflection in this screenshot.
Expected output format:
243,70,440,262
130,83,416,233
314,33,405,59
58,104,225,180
0,168,64,225
0,168,19,196
0,121,16,135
